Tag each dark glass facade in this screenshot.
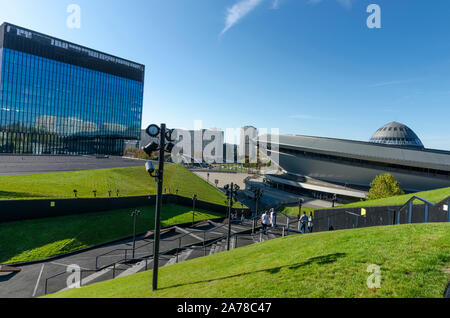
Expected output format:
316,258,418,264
0,23,144,155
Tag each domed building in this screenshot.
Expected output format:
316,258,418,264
369,122,424,149
259,122,450,201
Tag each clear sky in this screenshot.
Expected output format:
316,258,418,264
1,0,450,149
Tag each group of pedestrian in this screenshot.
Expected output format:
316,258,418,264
231,212,245,224
298,211,314,234
261,208,277,234
259,208,314,235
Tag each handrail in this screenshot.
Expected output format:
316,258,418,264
398,195,436,211
396,195,436,224
95,221,229,269
45,219,299,295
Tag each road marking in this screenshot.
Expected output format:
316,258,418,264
58,268,112,293
175,227,204,241
116,261,149,278
32,264,44,297
50,262,89,271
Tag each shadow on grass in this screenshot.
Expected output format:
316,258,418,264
160,253,347,290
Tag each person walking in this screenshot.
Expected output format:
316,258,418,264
300,212,308,234
308,212,314,233
270,208,277,228
261,211,270,234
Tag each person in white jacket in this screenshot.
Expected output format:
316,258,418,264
270,208,277,228
261,211,270,234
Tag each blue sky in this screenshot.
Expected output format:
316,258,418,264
1,0,450,149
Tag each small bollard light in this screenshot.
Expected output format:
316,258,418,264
116,189,120,197
108,190,112,197
176,189,179,195
73,189,78,198
93,190,97,198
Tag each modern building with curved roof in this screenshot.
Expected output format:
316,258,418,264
259,122,450,199
369,122,424,149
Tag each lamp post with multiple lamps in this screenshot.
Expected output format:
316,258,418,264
224,183,240,251
141,123,175,291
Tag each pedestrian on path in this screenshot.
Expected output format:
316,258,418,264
300,212,308,234
261,211,270,234
270,208,277,228
308,212,314,233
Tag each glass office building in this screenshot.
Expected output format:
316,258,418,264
0,23,145,155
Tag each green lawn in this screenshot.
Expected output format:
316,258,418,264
48,223,450,298
277,206,316,217
0,165,237,207
0,204,222,265
334,187,450,210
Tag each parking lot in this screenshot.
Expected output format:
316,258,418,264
0,155,145,176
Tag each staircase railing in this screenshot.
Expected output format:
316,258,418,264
395,196,436,224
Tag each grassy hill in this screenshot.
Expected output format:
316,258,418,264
0,204,222,265
0,165,234,206
47,223,450,298
277,187,450,216
334,187,450,210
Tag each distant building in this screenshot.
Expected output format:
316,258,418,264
259,122,450,199
0,23,144,155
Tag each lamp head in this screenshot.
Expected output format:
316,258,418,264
142,142,159,156
145,161,155,175
165,142,175,153
146,124,160,137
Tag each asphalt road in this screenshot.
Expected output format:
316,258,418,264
0,156,145,176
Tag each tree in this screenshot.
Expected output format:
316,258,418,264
367,173,405,200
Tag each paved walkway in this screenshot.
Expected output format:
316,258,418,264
0,219,255,298
192,171,252,190
0,213,304,298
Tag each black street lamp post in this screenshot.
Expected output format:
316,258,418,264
142,123,175,292
225,183,240,251
131,210,141,259
192,194,197,226
298,198,304,215
253,188,263,217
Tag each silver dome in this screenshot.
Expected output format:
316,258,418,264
369,122,424,149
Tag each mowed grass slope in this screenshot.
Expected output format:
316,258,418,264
0,165,233,206
278,206,316,217
279,187,450,215
49,223,450,298
0,204,222,265
334,187,450,210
